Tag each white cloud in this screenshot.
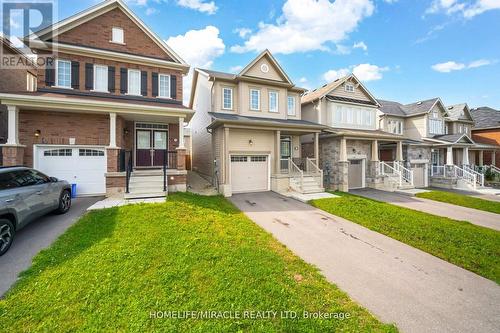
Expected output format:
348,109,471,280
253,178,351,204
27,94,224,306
230,65,243,72
431,59,494,72
177,0,217,15
353,41,368,51
165,26,225,103
230,0,375,54
145,7,158,15
323,63,388,82
299,77,308,83
425,0,500,18
234,28,252,38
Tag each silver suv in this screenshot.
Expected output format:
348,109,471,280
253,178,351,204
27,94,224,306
0,167,72,256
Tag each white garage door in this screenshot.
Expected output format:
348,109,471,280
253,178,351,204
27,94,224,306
231,155,269,194
36,146,107,196
411,163,427,188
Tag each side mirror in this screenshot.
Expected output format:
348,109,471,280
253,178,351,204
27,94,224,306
49,177,59,182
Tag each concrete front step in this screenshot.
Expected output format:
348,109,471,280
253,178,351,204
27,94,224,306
124,191,166,200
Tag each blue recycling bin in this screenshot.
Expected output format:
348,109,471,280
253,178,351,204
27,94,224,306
71,184,77,198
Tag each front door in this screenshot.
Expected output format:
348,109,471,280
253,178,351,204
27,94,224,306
136,129,169,168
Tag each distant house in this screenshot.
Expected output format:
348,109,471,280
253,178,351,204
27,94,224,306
470,107,500,167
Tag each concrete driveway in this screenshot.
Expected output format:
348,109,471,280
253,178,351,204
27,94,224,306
351,188,500,231
0,197,101,296
230,192,500,333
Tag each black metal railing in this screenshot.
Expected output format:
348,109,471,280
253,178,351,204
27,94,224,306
163,150,167,192
125,150,133,194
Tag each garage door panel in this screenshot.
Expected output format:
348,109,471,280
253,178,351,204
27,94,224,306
231,155,269,194
411,164,426,188
37,147,106,196
348,159,364,190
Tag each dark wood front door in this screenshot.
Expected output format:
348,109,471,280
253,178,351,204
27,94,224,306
136,129,168,168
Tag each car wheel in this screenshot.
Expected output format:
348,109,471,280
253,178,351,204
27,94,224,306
56,190,72,214
0,219,15,256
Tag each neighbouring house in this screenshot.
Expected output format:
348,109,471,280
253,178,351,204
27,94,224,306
0,36,38,145
189,50,326,197
0,0,193,198
301,75,410,192
470,106,500,168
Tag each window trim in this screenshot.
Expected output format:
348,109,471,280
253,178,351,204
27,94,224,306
93,64,109,93
344,83,354,93
249,88,261,111
222,87,233,110
127,69,141,96
158,73,171,99
26,72,37,92
287,95,296,116
55,59,72,89
111,27,125,45
269,90,279,113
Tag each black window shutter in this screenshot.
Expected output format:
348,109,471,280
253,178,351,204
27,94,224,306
170,75,177,100
120,68,127,94
141,71,148,96
85,63,93,90
108,66,116,93
45,60,55,87
71,61,79,89
152,72,158,97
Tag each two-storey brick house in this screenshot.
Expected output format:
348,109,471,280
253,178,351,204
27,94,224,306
0,0,193,198
189,50,326,197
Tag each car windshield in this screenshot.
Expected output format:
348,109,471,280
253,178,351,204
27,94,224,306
0,169,49,190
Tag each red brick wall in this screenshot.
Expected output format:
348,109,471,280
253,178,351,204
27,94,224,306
36,52,183,101
56,8,173,61
168,124,180,151
473,129,500,146
19,110,110,166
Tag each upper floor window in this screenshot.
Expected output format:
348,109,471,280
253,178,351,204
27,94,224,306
464,125,469,133
128,69,141,96
287,96,296,116
56,59,71,88
93,65,108,92
331,104,375,129
344,84,354,93
159,74,171,98
250,89,260,110
431,110,439,119
112,27,124,44
222,87,233,110
269,91,278,113
26,73,37,92
429,118,444,135
388,119,403,135
458,124,463,133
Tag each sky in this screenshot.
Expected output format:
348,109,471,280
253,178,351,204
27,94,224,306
4,0,500,108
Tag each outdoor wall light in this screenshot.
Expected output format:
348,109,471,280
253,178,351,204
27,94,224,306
249,139,254,146
34,129,41,137
124,128,129,135
294,146,299,151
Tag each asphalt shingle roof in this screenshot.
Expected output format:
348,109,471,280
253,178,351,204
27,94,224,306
378,98,440,117
471,107,500,129
208,112,325,128
446,103,470,121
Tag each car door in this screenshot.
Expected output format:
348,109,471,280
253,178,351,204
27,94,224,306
31,170,59,210
11,170,49,228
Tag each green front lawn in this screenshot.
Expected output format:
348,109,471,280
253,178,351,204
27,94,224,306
415,190,500,215
0,193,395,332
311,192,500,284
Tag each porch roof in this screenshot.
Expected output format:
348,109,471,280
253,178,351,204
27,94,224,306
207,112,326,132
321,127,405,141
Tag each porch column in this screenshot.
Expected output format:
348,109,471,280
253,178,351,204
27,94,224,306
275,130,281,173
446,146,454,165
493,151,497,166
178,117,185,148
109,112,117,148
371,140,379,161
462,147,469,166
339,137,347,162
6,105,19,145
396,140,403,161
479,150,484,166
314,132,319,161
224,127,230,183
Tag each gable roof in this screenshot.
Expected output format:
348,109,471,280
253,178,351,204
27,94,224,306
238,49,293,84
471,107,500,130
431,133,475,144
445,103,473,121
27,0,186,65
301,74,380,107
378,98,447,117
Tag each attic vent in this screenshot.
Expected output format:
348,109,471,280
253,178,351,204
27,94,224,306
448,106,452,110
322,84,327,87
417,101,422,105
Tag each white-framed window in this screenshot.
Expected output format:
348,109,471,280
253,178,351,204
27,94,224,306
222,87,233,110
330,104,376,129
56,59,71,88
26,73,37,92
128,69,141,96
344,84,354,93
287,96,296,116
250,89,260,111
464,125,469,133
432,110,439,119
93,65,108,92
111,27,124,44
269,91,278,113
429,119,444,135
458,124,463,133
159,74,171,98
388,119,403,134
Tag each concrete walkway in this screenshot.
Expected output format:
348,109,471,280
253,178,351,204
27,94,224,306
351,188,500,231
430,187,500,202
230,192,500,333
0,197,100,296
